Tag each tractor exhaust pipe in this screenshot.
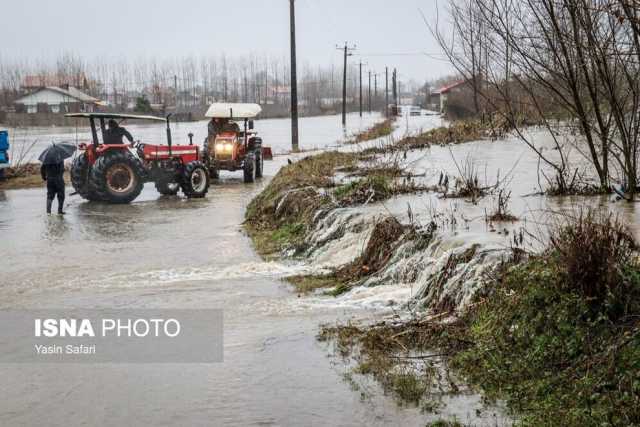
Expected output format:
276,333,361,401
166,114,173,156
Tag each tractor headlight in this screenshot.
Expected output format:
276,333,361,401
215,143,234,153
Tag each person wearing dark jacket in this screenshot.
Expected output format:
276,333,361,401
207,118,240,138
104,119,134,145
41,161,65,214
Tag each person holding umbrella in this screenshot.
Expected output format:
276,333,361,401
39,142,76,215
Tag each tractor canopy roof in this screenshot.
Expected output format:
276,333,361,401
205,103,262,119
65,113,166,122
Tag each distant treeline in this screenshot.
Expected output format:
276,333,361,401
0,53,396,115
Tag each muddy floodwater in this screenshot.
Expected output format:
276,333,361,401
6,110,635,426
0,112,502,427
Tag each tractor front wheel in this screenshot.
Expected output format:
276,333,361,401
181,161,210,198
155,178,180,196
209,167,220,180
90,150,144,204
255,150,264,178
70,152,101,201
243,153,256,183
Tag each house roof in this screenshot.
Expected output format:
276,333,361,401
65,113,165,122
432,81,467,95
15,86,100,104
22,74,86,89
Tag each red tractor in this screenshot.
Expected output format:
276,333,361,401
66,113,209,204
201,103,272,183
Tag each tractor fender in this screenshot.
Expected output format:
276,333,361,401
70,152,102,201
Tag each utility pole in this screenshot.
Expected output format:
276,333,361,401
243,72,248,103
337,42,355,127
368,70,372,113
330,64,335,103
385,67,389,117
392,68,398,106
174,75,178,109
374,73,378,111
265,63,268,104
289,0,300,152
359,62,364,117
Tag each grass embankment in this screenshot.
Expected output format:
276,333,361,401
344,118,396,144
0,163,70,190
244,147,432,295
320,212,640,425
245,150,427,258
245,151,357,257
363,117,511,155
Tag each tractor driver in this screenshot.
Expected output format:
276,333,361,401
104,119,135,145
208,117,241,139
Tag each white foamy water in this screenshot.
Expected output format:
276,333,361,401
269,112,640,316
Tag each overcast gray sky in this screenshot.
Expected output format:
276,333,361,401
0,0,454,82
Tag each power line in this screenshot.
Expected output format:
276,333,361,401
355,52,450,62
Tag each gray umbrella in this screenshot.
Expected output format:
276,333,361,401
38,142,76,165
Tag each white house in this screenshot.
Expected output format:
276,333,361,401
14,86,102,114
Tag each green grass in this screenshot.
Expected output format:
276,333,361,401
286,274,344,294
325,282,351,297
451,255,640,426
246,222,306,257
345,118,396,144
334,175,392,202
425,421,464,427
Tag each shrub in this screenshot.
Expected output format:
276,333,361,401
549,210,637,318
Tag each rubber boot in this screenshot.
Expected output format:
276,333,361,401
57,194,65,215
46,198,53,215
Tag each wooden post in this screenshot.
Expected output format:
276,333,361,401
290,0,299,152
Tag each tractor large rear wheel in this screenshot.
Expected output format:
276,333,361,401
243,153,256,183
181,161,209,198
70,152,101,201
90,150,144,204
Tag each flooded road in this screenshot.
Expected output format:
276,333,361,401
7,112,384,162
0,113,500,426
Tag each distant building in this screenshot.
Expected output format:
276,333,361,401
14,86,103,114
22,74,89,92
430,81,469,113
320,97,345,107
271,85,291,101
